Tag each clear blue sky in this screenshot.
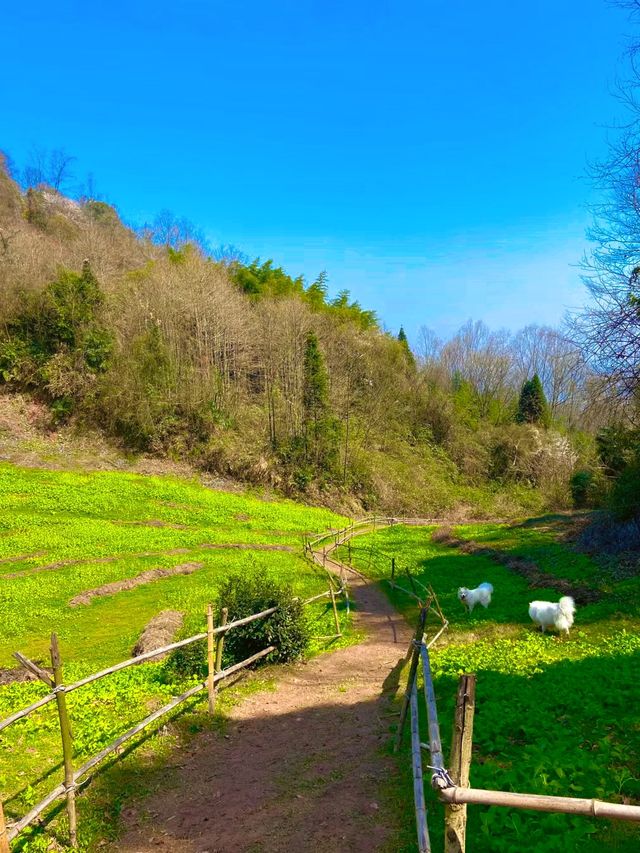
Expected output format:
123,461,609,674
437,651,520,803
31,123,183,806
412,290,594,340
0,0,633,342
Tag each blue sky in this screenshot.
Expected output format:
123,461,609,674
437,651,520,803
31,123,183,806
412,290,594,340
0,0,632,342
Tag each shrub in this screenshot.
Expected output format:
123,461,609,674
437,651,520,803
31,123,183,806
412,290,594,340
166,573,309,680
577,510,640,555
570,469,595,508
609,459,640,526
217,572,309,665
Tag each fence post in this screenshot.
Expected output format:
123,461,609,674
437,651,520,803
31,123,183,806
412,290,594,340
348,539,352,564
0,800,9,853
394,607,427,752
329,585,342,636
50,634,77,848
444,674,476,853
214,607,229,685
207,604,215,714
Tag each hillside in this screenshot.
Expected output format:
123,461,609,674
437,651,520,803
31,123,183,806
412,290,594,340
0,156,607,519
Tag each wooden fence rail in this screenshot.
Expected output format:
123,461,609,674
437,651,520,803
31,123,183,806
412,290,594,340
410,681,431,853
2,575,349,849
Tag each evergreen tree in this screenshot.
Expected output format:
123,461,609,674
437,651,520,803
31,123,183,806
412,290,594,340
516,374,550,426
302,332,339,472
397,326,416,367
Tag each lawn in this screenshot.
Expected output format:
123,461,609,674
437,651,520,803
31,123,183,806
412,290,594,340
0,463,353,851
339,520,640,853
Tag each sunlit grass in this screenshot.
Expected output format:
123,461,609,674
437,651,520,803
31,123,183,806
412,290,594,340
346,521,640,852
0,462,355,851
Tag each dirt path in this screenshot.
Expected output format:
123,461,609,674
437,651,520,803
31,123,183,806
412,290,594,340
115,557,414,853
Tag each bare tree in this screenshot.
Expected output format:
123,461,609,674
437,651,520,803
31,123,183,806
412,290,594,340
511,325,587,421
212,243,248,266
140,208,209,254
22,146,77,192
416,325,443,363
440,320,514,416
572,5,640,399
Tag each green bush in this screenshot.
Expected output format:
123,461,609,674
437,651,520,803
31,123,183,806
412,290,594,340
166,573,309,680
609,459,640,525
570,469,595,508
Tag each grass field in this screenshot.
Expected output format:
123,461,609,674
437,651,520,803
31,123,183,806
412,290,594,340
339,520,640,853
0,463,353,851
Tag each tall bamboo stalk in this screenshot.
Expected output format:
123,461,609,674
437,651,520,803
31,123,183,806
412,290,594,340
213,607,229,709
50,634,77,848
329,585,341,636
410,682,431,852
439,786,640,822
207,604,215,714
394,606,427,752
419,642,444,771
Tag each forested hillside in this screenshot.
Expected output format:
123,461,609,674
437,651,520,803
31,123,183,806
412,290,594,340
0,154,626,516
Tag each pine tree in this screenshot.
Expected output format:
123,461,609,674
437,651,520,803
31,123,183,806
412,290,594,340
516,374,550,426
302,332,339,472
397,326,416,367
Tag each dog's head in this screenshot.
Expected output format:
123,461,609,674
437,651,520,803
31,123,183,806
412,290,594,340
457,587,469,603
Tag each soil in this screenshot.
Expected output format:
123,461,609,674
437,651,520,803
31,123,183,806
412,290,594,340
200,543,295,553
115,555,414,853
69,563,204,607
3,545,295,581
0,667,40,686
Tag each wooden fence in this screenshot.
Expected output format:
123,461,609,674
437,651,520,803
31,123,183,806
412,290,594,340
0,582,348,850
396,606,640,853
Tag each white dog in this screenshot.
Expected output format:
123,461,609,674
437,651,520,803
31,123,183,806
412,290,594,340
528,596,575,635
458,582,493,613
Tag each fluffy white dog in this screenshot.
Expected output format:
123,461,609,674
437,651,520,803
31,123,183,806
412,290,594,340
528,596,575,635
458,582,493,613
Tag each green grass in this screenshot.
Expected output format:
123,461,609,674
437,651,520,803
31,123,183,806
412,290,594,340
341,520,640,853
0,463,348,667
0,463,356,851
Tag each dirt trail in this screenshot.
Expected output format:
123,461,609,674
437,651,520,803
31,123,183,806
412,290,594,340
115,556,414,853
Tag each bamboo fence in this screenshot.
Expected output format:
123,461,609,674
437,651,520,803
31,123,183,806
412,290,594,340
395,610,640,853
1,580,349,849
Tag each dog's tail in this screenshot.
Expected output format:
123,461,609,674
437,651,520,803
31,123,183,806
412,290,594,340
479,582,493,594
556,596,575,631
558,596,575,616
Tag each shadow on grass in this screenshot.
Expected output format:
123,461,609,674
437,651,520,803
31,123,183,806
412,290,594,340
7,559,640,853
19,644,639,853
429,648,640,853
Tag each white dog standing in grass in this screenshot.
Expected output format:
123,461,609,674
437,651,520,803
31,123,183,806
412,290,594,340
458,582,493,613
528,596,575,635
